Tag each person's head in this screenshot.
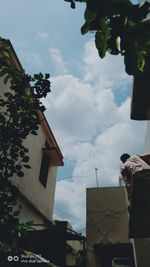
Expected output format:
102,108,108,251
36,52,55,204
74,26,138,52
120,153,130,163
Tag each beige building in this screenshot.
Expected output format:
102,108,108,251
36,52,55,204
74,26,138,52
86,187,135,267
1,39,64,227
66,222,85,267
15,114,64,227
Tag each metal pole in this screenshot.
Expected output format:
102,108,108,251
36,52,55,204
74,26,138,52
95,167,99,187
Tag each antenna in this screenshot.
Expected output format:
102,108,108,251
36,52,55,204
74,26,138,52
95,167,99,187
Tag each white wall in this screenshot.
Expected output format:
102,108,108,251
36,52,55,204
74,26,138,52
13,125,58,222
0,76,58,223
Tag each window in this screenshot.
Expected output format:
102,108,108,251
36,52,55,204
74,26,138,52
39,140,51,188
112,258,131,267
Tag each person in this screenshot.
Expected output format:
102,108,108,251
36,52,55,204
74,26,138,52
120,153,150,201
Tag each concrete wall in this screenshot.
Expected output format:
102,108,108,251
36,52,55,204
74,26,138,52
66,240,83,266
86,187,129,267
66,222,84,266
16,194,48,229
132,238,150,267
13,126,58,222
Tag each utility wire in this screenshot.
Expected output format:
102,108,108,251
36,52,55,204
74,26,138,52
54,207,84,222
57,169,119,181
75,227,86,233
57,173,94,180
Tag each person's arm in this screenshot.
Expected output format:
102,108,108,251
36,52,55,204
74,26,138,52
121,164,129,177
121,164,132,201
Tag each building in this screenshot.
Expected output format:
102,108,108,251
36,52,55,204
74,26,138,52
128,1,150,265
86,187,135,267
13,110,64,227
0,40,86,267
19,220,86,267
0,39,64,228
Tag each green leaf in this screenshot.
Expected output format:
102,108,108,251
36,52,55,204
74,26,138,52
22,156,29,162
13,210,20,217
137,51,146,72
15,165,22,171
110,38,120,55
45,73,50,79
71,1,75,9
31,130,38,135
17,171,24,177
26,220,34,226
23,164,31,169
0,68,8,77
4,74,10,84
81,22,90,34
1,50,9,58
84,7,97,23
95,17,111,58
24,147,29,153
4,92,12,97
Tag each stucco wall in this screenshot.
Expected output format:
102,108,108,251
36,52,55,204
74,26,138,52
13,125,58,222
86,187,129,267
16,194,48,228
66,240,83,266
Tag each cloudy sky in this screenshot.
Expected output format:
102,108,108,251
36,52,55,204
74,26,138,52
1,0,147,232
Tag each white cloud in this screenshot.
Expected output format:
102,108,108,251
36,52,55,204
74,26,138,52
44,40,146,231
82,39,131,92
45,74,119,147
21,51,43,67
49,47,68,74
38,31,49,40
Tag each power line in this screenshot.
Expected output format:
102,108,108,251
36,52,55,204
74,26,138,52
54,207,84,222
57,169,120,181
75,227,86,233
57,173,94,180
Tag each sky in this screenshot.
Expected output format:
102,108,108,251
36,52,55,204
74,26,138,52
0,0,147,233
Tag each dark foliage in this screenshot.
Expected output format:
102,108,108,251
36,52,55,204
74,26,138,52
0,38,51,252
64,0,150,76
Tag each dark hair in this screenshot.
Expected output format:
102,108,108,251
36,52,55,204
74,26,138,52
120,153,130,163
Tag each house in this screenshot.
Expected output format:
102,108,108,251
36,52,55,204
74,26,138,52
0,39,86,267
0,39,64,228
86,187,135,267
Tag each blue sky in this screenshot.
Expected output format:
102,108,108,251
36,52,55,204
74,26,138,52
1,0,146,232
1,0,88,77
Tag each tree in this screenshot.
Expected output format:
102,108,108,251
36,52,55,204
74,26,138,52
0,38,51,254
64,0,150,76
